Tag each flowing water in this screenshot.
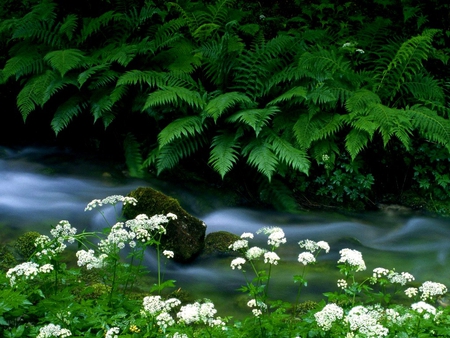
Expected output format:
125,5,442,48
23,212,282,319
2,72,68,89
1,146,449,317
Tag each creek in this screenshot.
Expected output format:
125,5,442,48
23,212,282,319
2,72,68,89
1,146,449,317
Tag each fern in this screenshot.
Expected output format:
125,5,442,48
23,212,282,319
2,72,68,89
116,70,165,87
157,116,205,148
345,128,372,160
267,86,307,106
79,11,118,43
17,71,55,118
268,132,310,174
58,14,78,41
43,49,85,77
143,86,205,110
123,133,144,178
226,107,278,137
203,92,252,122
42,72,78,103
242,139,278,181
51,96,87,134
2,47,45,81
78,64,110,87
208,131,241,178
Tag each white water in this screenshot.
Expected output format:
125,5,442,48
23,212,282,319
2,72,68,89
1,146,449,315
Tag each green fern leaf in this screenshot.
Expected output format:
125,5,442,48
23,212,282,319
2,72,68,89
143,86,205,110
158,116,205,148
2,46,44,81
345,128,372,160
116,70,164,87
203,92,252,122
43,49,85,77
269,133,310,174
59,14,78,41
243,140,278,181
123,133,144,178
80,11,118,42
78,64,110,87
17,71,54,119
267,86,307,106
345,89,382,114
42,72,78,103
208,131,240,178
51,96,87,135
226,107,278,137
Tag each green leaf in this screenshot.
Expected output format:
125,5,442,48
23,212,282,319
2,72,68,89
227,107,278,137
44,49,85,77
243,140,278,181
209,131,241,178
269,134,310,175
203,92,253,122
345,128,372,160
143,86,205,110
158,116,205,148
267,86,307,106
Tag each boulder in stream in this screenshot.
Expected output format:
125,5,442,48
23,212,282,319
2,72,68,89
123,187,206,263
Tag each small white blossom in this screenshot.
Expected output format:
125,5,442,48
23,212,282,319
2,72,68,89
388,271,415,285
240,232,254,239
373,267,389,279
228,239,248,251
419,281,447,301
39,264,54,274
314,303,344,331
345,305,388,337
298,251,316,265
338,248,366,272
156,311,175,330
76,249,105,269
337,279,347,289
163,250,174,259
264,251,280,265
85,195,137,211
246,246,266,260
231,257,246,270
412,301,437,317
257,227,286,248
105,327,120,338
37,324,72,338
6,262,40,287
356,48,365,53
405,287,418,298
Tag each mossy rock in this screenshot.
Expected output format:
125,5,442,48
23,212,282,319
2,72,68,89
0,245,17,271
203,231,240,256
123,187,206,263
14,231,40,260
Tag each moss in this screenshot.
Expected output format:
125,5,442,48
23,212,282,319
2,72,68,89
14,231,40,260
203,231,240,256
123,187,206,263
0,245,17,271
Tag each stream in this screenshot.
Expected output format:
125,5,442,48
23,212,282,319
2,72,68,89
1,146,449,317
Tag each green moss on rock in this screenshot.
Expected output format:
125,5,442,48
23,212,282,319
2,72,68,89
14,231,40,260
123,187,206,263
203,231,240,256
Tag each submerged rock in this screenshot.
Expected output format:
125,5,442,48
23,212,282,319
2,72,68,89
123,187,206,263
203,231,240,256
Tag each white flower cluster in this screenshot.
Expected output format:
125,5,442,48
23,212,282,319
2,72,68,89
36,323,72,338
142,295,181,316
419,281,447,301
411,301,437,319
372,267,389,279
388,271,415,285
76,249,107,270
314,303,344,331
34,220,78,261
298,252,316,265
6,262,54,287
84,195,137,211
228,239,249,251
298,239,330,253
246,246,266,260
405,287,418,298
264,251,280,265
338,248,366,272
105,327,120,338
247,299,267,317
345,305,388,337
230,257,246,270
177,300,224,327
337,279,348,289
257,227,286,248
170,333,188,338
98,222,135,253
163,250,174,259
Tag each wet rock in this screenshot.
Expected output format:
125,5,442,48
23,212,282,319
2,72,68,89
203,231,240,256
123,187,206,263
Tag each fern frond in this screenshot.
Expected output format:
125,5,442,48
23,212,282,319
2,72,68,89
78,64,110,87
43,49,85,77
143,86,205,110
116,70,164,87
90,90,114,123
293,113,344,149
156,135,206,174
345,89,382,114
203,92,252,122
345,128,372,160
408,104,450,150
102,43,138,67
226,107,278,137
2,48,44,81
80,11,118,43
123,133,144,178
208,131,240,178
89,70,119,89
298,49,351,77
42,72,78,103
17,71,55,119
51,95,87,134
59,14,78,41
242,139,278,181
269,133,310,174
158,116,205,148
403,73,445,103
267,86,307,106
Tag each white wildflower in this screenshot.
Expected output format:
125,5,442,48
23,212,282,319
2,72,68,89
228,239,248,251
405,287,418,298
246,246,266,260
372,267,389,279
6,262,40,287
314,303,344,331
105,327,120,338
337,279,347,289
264,251,280,265
412,301,437,317
76,249,105,269
37,324,72,338
240,232,254,239
298,251,316,265
338,248,366,272
388,271,415,285
230,257,246,270
419,281,447,301
163,250,174,259
345,305,388,337
257,227,286,248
